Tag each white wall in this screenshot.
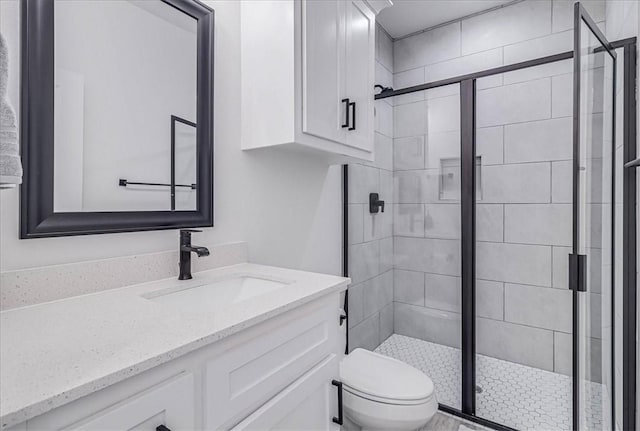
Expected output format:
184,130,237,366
0,0,342,277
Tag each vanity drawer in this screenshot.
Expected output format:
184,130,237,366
63,373,195,431
231,354,340,431
205,300,339,429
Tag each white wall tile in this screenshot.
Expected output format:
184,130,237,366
393,68,426,105
348,164,379,204
425,83,460,100
504,117,572,163
349,240,380,284
350,313,380,351
504,283,572,332
348,204,364,245
394,269,425,305
503,59,573,85
476,73,504,90
427,95,460,133
483,163,551,203
461,0,552,55
395,237,461,276
552,246,571,288
364,270,393,318
477,204,504,242
380,237,394,273
424,204,460,239
394,136,425,170
477,126,504,166
364,209,392,242
348,282,365,329
504,204,572,246
425,48,503,82
395,170,440,204
379,303,394,344
394,170,423,203
376,24,394,72
554,331,572,375
552,0,605,33
477,78,552,127
425,131,460,169
477,279,504,320
424,273,460,313
394,22,461,73
370,132,393,171
394,101,427,138
375,99,393,137
504,29,573,64
393,203,425,237
551,73,572,118
394,302,461,348
477,242,552,286
552,160,572,203
375,60,393,91
477,317,554,370
380,169,394,204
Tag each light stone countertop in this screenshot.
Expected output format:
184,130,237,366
0,263,350,429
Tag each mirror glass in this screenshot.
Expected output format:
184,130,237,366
52,0,198,212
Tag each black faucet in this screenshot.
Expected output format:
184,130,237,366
369,193,385,214
179,229,210,280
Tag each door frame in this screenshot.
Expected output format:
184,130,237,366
343,35,637,431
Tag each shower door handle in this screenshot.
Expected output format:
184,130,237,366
568,253,587,292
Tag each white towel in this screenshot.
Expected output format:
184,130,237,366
0,31,22,188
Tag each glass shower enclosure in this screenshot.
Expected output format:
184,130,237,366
347,3,636,431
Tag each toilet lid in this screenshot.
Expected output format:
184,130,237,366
340,349,434,401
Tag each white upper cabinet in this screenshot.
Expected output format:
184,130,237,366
241,0,390,163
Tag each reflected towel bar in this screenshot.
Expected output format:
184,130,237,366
118,179,196,189
624,158,640,169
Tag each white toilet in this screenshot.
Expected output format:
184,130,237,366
339,348,438,431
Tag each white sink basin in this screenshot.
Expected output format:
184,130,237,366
145,274,292,313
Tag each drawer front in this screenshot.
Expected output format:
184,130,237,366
67,373,195,431
231,354,340,431
205,301,338,429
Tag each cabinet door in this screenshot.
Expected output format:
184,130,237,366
344,0,375,152
68,374,195,431
301,0,346,145
231,355,340,431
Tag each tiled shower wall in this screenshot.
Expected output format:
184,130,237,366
390,0,606,374
347,25,394,351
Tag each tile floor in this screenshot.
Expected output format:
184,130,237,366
375,334,606,431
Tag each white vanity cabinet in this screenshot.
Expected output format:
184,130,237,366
240,0,390,163
17,294,344,431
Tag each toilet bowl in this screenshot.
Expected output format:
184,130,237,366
339,348,438,431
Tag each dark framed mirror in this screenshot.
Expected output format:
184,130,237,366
20,0,214,238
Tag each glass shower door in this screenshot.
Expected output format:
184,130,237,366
573,3,616,430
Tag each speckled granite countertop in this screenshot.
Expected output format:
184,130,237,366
0,263,349,429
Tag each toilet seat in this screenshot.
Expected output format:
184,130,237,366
340,348,435,403
343,384,435,406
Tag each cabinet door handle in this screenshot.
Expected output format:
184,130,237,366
341,98,350,128
156,426,171,431
331,379,344,425
348,101,356,131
